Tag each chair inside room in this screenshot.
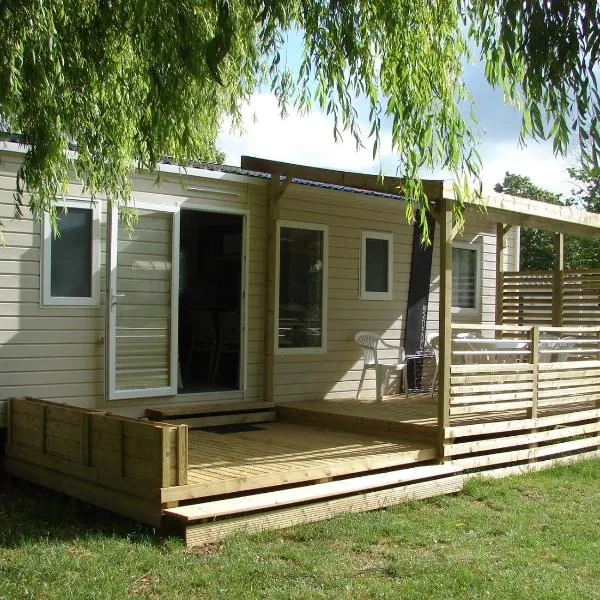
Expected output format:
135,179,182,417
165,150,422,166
354,331,408,402
213,311,241,386
185,310,217,385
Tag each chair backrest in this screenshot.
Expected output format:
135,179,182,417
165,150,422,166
555,335,578,362
189,310,215,343
540,333,560,362
217,311,240,347
354,331,383,365
454,331,482,340
426,333,439,350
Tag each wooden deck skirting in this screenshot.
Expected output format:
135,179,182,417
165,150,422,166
3,397,188,526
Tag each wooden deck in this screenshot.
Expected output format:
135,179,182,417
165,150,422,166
170,421,436,502
5,394,600,547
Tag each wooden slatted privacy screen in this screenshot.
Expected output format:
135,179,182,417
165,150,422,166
4,398,188,526
499,269,600,326
115,209,172,390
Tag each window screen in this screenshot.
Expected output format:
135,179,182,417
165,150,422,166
50,207,93,297
278,226,324,349
365,237,389,292
452,246,477,309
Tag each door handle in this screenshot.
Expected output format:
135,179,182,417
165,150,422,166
111,293,126,310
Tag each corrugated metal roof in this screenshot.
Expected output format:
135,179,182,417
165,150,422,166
159,157,405,201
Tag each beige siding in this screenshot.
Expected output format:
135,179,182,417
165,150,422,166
426,213,519,338
0,152,267,416
274,186,413,402
0,155,103,409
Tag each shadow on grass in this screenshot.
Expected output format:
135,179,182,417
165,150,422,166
0,476,169,550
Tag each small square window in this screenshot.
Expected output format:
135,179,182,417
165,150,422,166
42,200,100,306
360,231,393,300
452,242,482,316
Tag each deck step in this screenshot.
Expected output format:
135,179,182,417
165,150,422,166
179,469,464,547
165,463,459,523
145,401,276,428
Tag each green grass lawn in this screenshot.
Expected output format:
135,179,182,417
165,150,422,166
1,460,600,599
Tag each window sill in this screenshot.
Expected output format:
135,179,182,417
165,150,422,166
359,292,393,301
275,346,327,355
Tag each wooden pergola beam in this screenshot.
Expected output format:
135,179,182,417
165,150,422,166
241,155,445,200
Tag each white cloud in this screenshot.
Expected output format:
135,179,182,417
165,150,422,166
218,92,575,198
478,139,573,197
217,93,394,175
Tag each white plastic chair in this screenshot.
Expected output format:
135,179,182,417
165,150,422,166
540,333,560,362
354,331,408,402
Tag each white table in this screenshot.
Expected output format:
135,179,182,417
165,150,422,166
452,338,530,364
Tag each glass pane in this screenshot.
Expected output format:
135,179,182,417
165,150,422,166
278,227,324,349
115,209,172,390
365,237,389,292
452,247,477,308
50,207,92,297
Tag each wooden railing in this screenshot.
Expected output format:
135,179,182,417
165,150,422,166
449,324,600,419
498,269,600,326
444,324,600,474
3,397,188,525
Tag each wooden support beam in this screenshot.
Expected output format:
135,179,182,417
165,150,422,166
529,326,540,419
263,173,285,403
438,198,453,458
177,425,188,486
39,405,47,453
160,426,171,488
241,155,445,200
80,413,90,466
6,397,12,446
496,223,505,327
552,233,564,327
116,420,124,477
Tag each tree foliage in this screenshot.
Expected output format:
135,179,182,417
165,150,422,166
495,170,600,271
1,1,599,235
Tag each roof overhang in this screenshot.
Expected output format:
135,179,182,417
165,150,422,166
441,182,600,239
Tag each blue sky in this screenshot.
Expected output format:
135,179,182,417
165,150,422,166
217,34,575,197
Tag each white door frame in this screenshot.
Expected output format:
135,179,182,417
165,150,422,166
107,202,180,400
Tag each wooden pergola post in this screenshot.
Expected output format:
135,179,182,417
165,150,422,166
438,198,453,457
495,223,505,327
263,173,289,403
552,233,564,327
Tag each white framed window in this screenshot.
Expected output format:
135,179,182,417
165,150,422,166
452,241,482,316
276,220,328,354
41,198,100,306
360,231,393,300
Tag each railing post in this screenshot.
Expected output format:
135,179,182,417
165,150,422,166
528,325,540,464
438,198,453,460
529,325,539,419
495,223,505,331
552,234,564,327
